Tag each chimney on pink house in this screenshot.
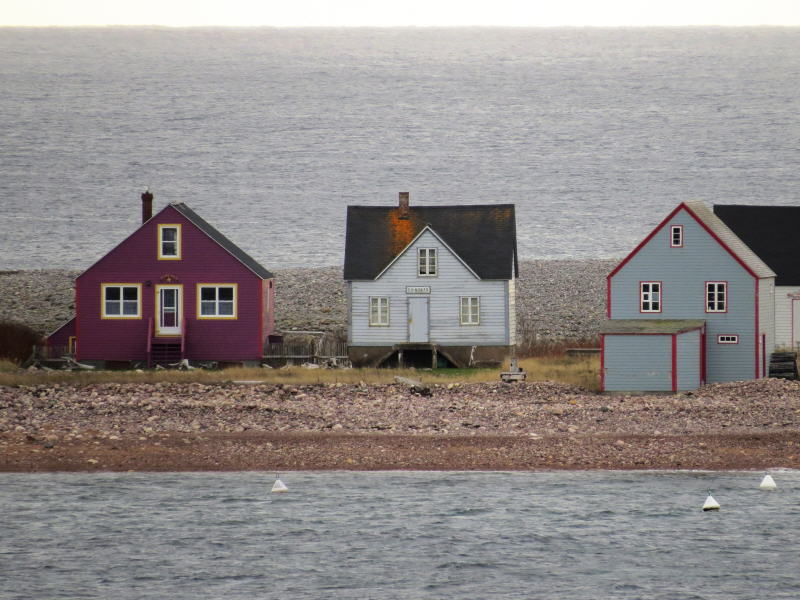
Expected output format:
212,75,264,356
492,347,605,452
398,191,410,219
141,190,153,223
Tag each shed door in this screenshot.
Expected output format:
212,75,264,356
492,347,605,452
408,297,429,343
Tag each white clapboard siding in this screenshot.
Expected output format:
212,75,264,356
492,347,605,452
775,285,800,349
349,229,510,346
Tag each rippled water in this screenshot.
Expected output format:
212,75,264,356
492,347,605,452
2,470,799,599
1,27,799,270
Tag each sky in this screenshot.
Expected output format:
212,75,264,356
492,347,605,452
4,0,800,27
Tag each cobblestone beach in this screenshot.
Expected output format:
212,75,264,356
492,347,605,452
1,378,799,472
0,259,616,339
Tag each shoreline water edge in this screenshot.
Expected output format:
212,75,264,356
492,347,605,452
2,259,799,473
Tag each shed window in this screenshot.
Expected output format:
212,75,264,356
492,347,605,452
460,297,480,325
717,335,739,344
102,284,141,318
369,297,389,326
640,282,661,313
418,248,437,276
158,224,181,260
706,282,727,313
670,225,683,248
197,284,237,318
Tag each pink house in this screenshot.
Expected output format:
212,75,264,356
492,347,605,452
48,192,275,368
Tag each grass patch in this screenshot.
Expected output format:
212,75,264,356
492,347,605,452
0,355,600,391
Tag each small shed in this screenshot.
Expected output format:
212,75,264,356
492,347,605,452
601,319,706,393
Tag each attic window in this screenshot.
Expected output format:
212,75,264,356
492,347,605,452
706,282,727,313
418,248,437,276
670,225,683,248
158,224,181,260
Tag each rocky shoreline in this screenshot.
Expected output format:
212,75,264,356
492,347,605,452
2,378,799,472
0,259,616,339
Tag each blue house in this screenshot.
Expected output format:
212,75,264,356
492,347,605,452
602,201,775,392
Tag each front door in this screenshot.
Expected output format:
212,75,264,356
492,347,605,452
408,297,429,343
156,285,182,336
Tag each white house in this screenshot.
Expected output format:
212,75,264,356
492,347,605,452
343,192,518,368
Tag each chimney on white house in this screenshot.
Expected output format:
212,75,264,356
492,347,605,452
398,191,410,219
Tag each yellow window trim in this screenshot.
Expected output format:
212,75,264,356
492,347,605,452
154,284,184,336
100,283,142,319
157,223,182,260
196,283,238,320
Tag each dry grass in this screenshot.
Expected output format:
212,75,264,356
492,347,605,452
0,355,600,391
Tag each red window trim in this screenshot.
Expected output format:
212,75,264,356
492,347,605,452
640,281,663,314
705,281,728,314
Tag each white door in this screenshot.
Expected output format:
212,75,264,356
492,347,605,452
408,297,429,343
156,285,182,336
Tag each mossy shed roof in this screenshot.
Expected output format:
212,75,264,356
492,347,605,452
600,319,706,335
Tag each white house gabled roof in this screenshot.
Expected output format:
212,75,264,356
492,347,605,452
684,201,775,279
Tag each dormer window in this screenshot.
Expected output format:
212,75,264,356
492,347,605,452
418,248,437,276
670,225,683,248
158,224,181,260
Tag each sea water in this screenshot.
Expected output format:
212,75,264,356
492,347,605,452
1,27,799,270
1,470,799,599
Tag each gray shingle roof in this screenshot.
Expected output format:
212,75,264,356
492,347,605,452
344,204,517,280
171,203,273,279
600,319,706,335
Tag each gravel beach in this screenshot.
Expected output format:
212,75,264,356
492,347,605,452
3,259,798,473
2,378,799,472
0,259,616,339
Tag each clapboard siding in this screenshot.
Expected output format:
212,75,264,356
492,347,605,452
610,206,763,383
676,329,701,391
349,229,509,346
604,335,672,392
775,285,800,349
75,204,271,362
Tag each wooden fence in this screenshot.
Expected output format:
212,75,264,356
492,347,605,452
263,337,349,367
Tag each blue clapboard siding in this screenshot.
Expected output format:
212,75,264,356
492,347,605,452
349,229,511,346
610,207,758,383
604,335,672,392
676,329,701,391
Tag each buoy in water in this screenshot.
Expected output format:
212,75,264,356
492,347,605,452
759,474,777,491
271,477,288,493
702,493,720,511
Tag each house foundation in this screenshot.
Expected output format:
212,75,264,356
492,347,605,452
348,344,513,369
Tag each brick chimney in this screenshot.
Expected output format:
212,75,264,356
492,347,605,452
141,189,153,223
398,191,410,219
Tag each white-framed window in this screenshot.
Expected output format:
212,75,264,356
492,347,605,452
706,282,727,313
101,284,141,318
158,224,181,260
369,297,390,326
460,296,480,325
717,335,739,344
670,225,683,248
640,282,661,313
197,284,237,319
418,248,437,276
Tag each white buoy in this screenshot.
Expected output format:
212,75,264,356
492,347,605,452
702,493,720,511
271,476,288,493
759,474,777,491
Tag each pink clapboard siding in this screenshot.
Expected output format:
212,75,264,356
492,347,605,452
74,204,273,363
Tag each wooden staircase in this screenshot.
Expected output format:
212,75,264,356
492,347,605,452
146,317,186,368
768,351,798,380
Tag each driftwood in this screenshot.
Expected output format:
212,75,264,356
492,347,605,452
394,376,433,396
